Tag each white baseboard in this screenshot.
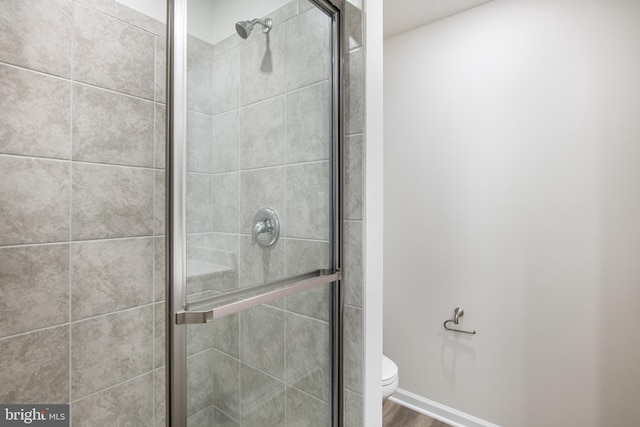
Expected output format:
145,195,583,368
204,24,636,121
388,388,501,427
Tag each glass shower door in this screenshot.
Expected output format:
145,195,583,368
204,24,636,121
167,0,342,426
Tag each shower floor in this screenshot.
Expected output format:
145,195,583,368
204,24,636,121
383,400,452,427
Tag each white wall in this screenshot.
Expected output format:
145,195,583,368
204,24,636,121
383,1,640,426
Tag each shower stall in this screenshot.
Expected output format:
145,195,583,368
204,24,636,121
0,0,365,425
167,0,345,425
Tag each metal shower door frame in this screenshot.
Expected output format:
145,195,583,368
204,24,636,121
165,0,346,425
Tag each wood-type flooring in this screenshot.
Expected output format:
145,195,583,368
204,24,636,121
383,400,452,427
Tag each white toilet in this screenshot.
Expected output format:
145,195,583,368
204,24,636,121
382,355,399,400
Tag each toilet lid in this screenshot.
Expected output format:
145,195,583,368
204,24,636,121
382,355,398,385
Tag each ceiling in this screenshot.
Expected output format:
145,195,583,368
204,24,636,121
383,0,494,39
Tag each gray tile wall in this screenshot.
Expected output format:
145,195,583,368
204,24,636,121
0,1,166,426
0,0,366,425
343,0,365,425
181,0,362,425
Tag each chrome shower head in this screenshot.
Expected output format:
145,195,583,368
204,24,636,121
235,18,272,39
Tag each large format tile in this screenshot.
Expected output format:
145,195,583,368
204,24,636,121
265,1,297,27
345,0,363,51
343,305,363,394
239,235,285,287
187,112,213,173
0,326,69,404
0,65,71,159
154,237,166,302
74,4,154,99
71,374,153,427
211,313,239,358
241,364,285,427
0,0,72,77
154,369,165,427
116,2,165,37
72,163,154,240
71,238,154,320
344,389,364,427
75,0,115,16
187,35,214,59
187,407,213,427
212,33,243,60
212,173,240,233
286,82,331,164
0,156,70,246
240,25,285,106
286,386,330,427
212,408,239,427
240,168,285,234
155,303,166,369
344,220,363,308
284,238,330,276
155,170,166,235
286,285,330,322
298,0,315,13
212,48,240,115
211,350,240,420
155,103,166,169
240,96,285,170
285,7,331,91
240,305,285,380
186,350,214,416
187,50,212,114
344,134,363,220
285,162,330,240
345,48,364,135
73,84,154,167
71,306,153,399
155,37,167,103
285,313,330,401
284,239,331,321
186,322,213,358
186,173,213,233
212,110,240,173
0,244,69,338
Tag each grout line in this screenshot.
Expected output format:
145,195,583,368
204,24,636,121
286,78,332,97
0,153,156,171
0,241,73,250
0,323,70,343
0,60,156,105
72,79,156,104
0,235,157,250
233,159,331,175
68,370,155,405
211,405,240,424
0,60,71,82
74,1,165,39
0,153,72,163
289,382,331,407
72,302,157,326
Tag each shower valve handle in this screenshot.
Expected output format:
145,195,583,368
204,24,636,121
252,219,273,245
251,208,280,247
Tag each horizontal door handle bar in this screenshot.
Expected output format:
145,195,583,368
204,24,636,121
176,269,341,325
